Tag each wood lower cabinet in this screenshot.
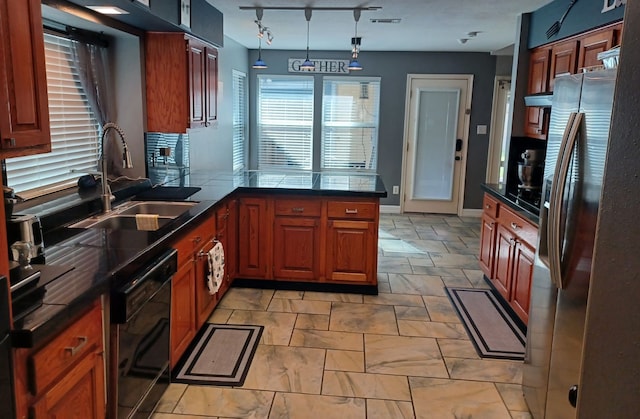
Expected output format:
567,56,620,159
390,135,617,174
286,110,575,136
237,195,380,287
479,193,537,325
238,197,270,279
170,260,196,368
13,300,105,419
194,235,217,329
0,0,51,158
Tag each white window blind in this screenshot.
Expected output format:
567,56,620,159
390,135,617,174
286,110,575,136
321,77,380,171
5,33,100,197
232,70,247,171
257,75,314,170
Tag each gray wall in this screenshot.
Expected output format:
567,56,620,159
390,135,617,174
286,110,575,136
496,55,514,77
190,36,248,172
248,49,498,209
529,0,624,48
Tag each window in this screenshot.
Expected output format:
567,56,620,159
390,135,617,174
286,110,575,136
4,33,100,197
321,77,380,171
257,75,313,170
232,70,247,171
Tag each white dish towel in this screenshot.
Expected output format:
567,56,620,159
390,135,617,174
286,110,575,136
207,241,224,295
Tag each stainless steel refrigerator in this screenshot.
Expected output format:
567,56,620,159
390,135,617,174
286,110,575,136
522,69,617,418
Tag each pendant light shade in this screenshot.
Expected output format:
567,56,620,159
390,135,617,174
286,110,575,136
301,8,315,71
348,58,362,71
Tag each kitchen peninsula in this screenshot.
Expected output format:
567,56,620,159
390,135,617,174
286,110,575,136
8,169,386,418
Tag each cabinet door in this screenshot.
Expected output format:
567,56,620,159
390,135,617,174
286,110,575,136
528,47,550,94
195,238,217,329
511,240,535,324
273,216,320,280
188,39,207,128
479,213,497,279
493,224,515,301
205,47,218,126
171,261,196,367
578,29,615,70
549,40,578,91
0,0,50,157
326,219,376,283
524,106,549,139
238,197,270,278
31,351,105,419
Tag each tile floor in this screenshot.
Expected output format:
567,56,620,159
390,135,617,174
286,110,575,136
153,213,532,419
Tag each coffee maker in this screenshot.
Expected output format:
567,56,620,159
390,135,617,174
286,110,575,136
517,149,544,206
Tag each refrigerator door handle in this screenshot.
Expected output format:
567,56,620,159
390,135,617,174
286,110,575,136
548,112,583,289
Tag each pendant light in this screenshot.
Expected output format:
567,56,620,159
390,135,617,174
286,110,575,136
252,8,268,69
301,8,315,71
253,37,267,69
349,9,363,71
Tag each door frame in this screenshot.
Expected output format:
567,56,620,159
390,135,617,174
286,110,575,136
400,74,474,215
486,76,511,184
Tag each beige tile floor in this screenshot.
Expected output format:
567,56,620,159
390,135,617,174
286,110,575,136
154,213,532,419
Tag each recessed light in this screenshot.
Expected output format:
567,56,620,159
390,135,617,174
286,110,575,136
86,6,129,15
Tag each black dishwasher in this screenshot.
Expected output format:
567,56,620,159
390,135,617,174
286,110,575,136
110,249,177,419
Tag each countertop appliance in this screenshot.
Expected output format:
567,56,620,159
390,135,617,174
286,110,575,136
6,214,44,263
110,249,176,419
522,69,617,418
0,275,16,419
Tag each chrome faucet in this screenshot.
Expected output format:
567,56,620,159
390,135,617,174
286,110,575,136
100,122,133,213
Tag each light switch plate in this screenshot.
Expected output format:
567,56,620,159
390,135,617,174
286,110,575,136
477,125,487,135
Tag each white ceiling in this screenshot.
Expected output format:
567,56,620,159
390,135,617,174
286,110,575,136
205,0,554,53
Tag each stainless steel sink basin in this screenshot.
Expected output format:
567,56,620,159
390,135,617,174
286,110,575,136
69,201,198,230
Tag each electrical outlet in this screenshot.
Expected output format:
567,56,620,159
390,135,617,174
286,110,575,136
392,185,399,194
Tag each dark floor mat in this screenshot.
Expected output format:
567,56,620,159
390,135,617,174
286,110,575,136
134,187,201,201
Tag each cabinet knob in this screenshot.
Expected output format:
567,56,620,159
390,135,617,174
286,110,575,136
193,236,202,244
485,204,491,209
292,207,304,213
4,138,16,147
511,222,520,230
345,208,358,214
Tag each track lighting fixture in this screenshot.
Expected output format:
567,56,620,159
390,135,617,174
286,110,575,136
301,8,315,71
349,9,363,71
252,8,269,69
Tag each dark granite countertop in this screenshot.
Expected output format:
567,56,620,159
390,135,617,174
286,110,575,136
10,169,387,348
481,183,540,225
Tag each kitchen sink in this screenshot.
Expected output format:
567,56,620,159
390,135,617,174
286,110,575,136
69,201,198,230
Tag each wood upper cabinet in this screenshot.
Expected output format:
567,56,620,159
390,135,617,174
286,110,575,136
146,32,218,133
524,106,549,140
13,301,105,419
577,28,615,70
0,0,51,158
527,47,550,94
238,197,270,279
549,40,578,91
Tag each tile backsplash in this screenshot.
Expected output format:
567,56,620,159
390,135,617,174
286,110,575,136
144,132,190,186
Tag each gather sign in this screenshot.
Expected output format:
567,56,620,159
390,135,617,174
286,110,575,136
601,0,625,13
288,59,351,73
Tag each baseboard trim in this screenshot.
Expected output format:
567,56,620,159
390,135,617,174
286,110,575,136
380,205,401,214
461,209,483,218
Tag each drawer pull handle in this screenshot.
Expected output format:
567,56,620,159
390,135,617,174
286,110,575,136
485,204,491,209
292,207,304,213
65,336,88,357
511,222,519,230
193,236,202,244
345,209,358,214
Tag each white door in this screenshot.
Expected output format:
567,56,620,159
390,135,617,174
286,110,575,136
401,75,473,214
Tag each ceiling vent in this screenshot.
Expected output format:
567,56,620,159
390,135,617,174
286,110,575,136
370,18,401,24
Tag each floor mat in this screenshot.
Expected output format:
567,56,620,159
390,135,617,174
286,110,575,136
173,324,263,386
445,287,526,360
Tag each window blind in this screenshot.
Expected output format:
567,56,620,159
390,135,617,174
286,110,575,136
232,70,247,171
257,75,314,170
321,77,380,171
4,33,100,197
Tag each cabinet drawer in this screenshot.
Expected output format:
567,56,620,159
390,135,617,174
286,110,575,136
29,302,103,394
498,205,538,247
327,201,377,220
174,215,215,266
274,199,322,217
483,194,499,219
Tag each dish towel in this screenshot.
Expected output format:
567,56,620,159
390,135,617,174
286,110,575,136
207,241,224,295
